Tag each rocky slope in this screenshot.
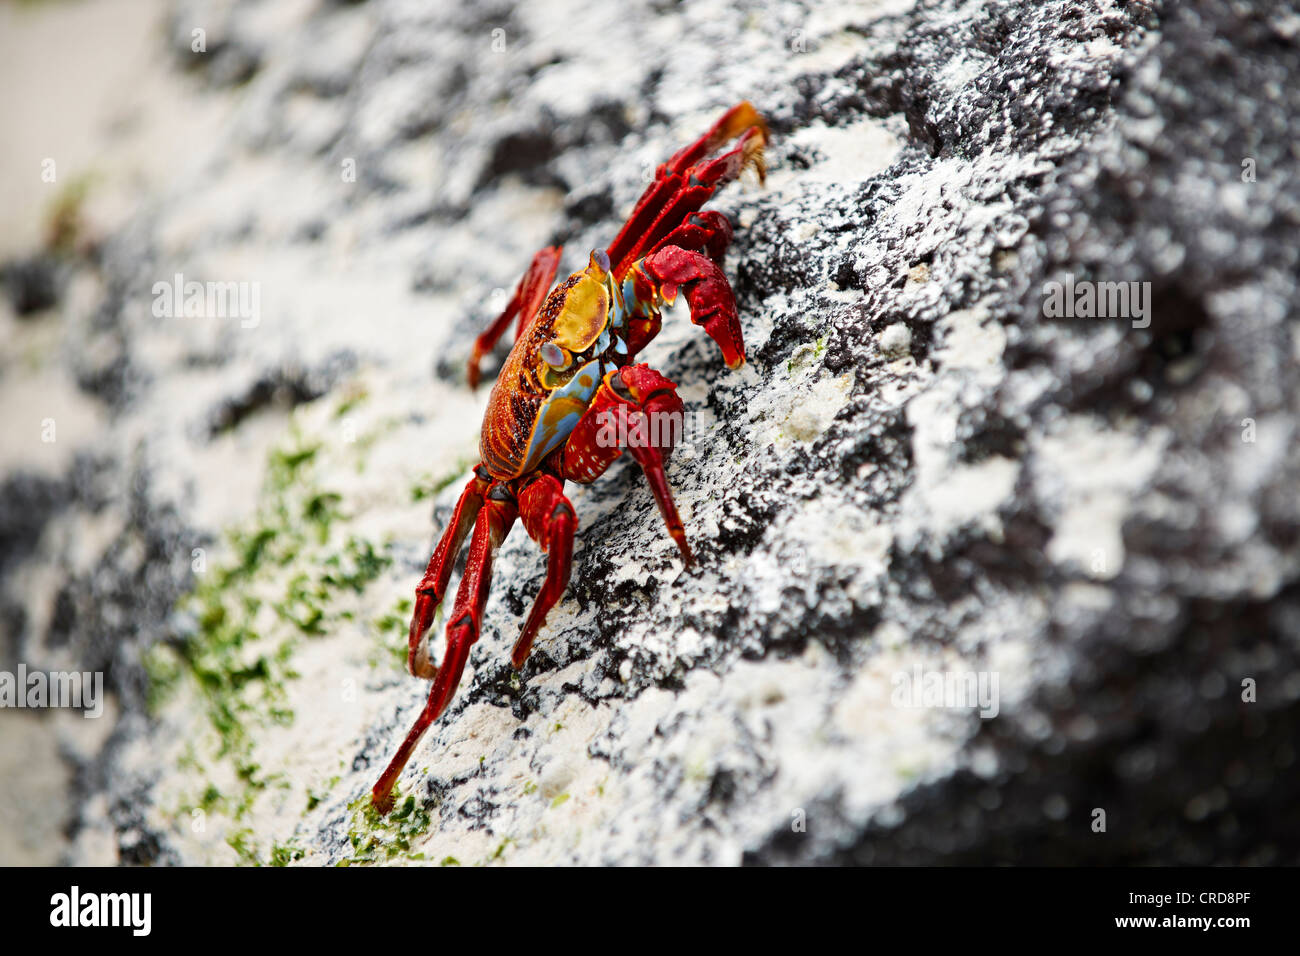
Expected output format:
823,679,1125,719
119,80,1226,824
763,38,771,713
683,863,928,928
1,0,1296,865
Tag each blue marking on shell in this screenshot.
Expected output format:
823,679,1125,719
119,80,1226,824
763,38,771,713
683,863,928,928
594,327,611,355
610,284,628,329
621,277,639,321
524,409,581,472
521,359,603,471
613,336,628,355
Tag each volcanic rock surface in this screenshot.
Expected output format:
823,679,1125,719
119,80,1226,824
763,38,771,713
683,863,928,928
1,0,1296,865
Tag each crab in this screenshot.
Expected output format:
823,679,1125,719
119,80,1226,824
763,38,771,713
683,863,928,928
372,102,767,811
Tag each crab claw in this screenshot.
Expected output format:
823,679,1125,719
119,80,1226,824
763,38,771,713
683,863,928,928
643,246,746,369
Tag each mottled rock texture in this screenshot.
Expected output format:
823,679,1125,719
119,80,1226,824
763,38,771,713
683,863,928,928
1,0,1297,865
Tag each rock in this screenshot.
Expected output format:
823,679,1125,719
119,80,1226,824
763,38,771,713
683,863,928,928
879,322,912,358
1,255,63,317
0,0,1296,867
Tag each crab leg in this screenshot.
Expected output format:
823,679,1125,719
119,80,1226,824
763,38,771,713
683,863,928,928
467,245,563,390
558,364,693,565
606,102,766,278
653,209,734,267
406,466,490,677
663,101,767,175
509,474,577,669
373,491,518,812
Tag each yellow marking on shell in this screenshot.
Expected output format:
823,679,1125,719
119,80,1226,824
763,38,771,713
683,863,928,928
549,256,610,353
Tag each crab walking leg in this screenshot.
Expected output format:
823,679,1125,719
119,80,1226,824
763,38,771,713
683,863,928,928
621,415,693,567
373,493,518,813
628,128,764,270
653,210,734,269
606,103,766,277
467,246,563,390
557,364,693,566
406,466,491,678
664,101,768,177
509,474,577,669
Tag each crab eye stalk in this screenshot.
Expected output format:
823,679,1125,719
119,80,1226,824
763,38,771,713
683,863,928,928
539,341,569,369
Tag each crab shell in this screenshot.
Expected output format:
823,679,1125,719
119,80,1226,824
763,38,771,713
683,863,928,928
479,251,635,479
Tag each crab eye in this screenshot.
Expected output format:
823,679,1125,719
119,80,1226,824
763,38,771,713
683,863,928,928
539,342,569,369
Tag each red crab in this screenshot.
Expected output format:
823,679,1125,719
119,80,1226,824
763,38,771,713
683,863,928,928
372,102,767,811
